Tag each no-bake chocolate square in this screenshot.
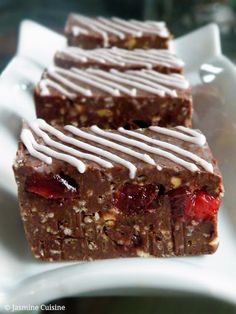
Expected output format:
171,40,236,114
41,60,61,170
13,119,224,261
34,67,192,129
54,47,184,73
65,14,171,49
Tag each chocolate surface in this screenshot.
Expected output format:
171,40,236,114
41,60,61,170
13,120,223,261
65,14,171,49
54,47,183,73
35,67,192,129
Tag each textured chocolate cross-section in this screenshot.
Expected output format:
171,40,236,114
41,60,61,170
65,14,171,49
34,67,192,129
13,119,224,261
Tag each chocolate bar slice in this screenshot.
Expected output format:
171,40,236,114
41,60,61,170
65,14,171,49
13,119,223,261
54,47,184,73
35,67,192,129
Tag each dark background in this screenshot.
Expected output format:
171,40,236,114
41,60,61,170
0,0,236,71
42,295,236,314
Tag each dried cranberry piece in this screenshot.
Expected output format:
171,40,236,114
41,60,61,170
25,173,79,199
113,183,158,215
169,187,220,221
185,191,220,220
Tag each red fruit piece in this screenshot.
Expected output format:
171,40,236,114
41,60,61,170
25,173,79,199
169,187,220,221
185,191,220,220
113,183,158,215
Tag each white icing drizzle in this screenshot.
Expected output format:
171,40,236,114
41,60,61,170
87,68,175,97
97,49,153,68
29,120,113,170
71,25,89,36
39,79,76,98
140,70,190,89
66,124,155,165
22,119,214,178
49,67,120,97
112,17,168,37
21,129,52,164
110,50,160,68
72,15,115,47
41,67,189,98
39,67,189,98
38,119,138,178
175,126,206,146
64,125,137,178
109,69,177,97
89,50,126,66
118,127,213,172
21,128,86,172
149,126,206,146
98,17,142,37
67,48,151,68
130,19,169,37
71,68,137,97
90,126,200,172
68,47,107,64
47,67,92,96
78,15,127,39
61,49,88,63
146,20,166,26
133,49,184,66
77,15,111,47
37,120,135,174
58,47,183,69
71,14,169,46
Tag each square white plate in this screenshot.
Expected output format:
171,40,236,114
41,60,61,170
0,20,236,309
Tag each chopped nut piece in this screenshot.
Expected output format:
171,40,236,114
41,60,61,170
94,212,100,221
171,176,182,188
64,228,72,236
87,189,94,197
136,250,150,258
125,38,137,49
209,237,219,248
75,104,84,113
105,220,115,227
84,216,93,224
96,109,113,117
102,211,116,221
88,241,97,250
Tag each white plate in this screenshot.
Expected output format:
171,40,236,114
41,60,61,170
0,21,236,310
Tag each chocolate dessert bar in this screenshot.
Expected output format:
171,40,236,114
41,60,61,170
54,47,184,73
65,14,171,49
35,67,192,129
13,119,224,261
